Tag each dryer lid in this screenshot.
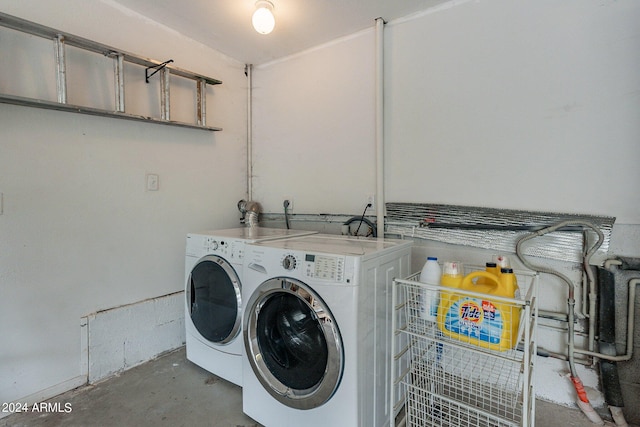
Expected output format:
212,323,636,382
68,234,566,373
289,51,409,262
189,227,316,243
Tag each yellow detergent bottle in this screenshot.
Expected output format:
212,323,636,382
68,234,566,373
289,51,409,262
438,262,463,314
493,255,518,290
476,262,499,286
440,261,463,288
437,270,520,351
500,267,519,299
437,262,463,329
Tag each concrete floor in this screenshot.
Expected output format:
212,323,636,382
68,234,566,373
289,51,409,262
0,347,633,427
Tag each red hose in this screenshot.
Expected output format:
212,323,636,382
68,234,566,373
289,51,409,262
571,376,589,403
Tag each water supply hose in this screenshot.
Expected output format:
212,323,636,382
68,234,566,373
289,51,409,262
343,203,376,237
609,406,629,427
283,200,290,229
516,220,605,425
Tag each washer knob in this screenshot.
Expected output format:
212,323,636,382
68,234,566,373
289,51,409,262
209,240,219,250
282,255,297,270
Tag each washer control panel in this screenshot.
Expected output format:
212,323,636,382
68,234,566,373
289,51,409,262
302,253,345,282
282,254,297,270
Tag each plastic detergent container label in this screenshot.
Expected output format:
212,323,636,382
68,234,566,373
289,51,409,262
444,298,503,345
437,270,519,351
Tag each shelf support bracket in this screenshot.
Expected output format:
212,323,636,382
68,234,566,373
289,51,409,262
145,59,173,83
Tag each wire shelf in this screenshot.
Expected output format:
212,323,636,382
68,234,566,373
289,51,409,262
391,267,538,427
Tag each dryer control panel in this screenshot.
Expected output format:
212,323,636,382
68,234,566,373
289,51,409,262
188,234,245,262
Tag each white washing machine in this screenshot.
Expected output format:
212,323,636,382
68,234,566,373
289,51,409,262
185,227,317,386
241,234,412,427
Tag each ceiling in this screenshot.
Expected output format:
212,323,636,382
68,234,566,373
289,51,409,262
112,0,448,65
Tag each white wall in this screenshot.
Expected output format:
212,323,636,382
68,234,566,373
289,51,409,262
252,0,640,224
251,30,377,215
385,0,640,224
0,1,247,404
84,293,185,383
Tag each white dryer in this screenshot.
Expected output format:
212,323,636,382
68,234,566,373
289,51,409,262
185,227,317,386
241,234,412,427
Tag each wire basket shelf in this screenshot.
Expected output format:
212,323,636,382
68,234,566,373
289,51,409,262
391,267,538,427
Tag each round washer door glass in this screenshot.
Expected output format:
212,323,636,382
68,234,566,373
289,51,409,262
188,255,241,344
244,277,343,410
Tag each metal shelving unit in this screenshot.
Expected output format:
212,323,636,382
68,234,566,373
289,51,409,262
391,267,539,427
0,12,222,131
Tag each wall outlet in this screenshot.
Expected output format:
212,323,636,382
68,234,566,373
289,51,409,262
146,174,159,191
367,194,375,210
283,197,293,212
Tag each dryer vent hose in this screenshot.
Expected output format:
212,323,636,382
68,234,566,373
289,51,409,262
238,200,262,227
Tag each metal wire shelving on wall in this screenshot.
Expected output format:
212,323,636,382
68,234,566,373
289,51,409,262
391,268,539,427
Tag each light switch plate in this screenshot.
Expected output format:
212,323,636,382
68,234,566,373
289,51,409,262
146,174,159,191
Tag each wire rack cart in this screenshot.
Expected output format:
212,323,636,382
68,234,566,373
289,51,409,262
391,267,539,427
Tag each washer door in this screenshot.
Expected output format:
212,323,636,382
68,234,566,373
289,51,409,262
187,255,242,345
244,277,343,410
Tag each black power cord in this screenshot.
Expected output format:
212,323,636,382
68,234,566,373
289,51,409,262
354,203,372,236
342,203,375,237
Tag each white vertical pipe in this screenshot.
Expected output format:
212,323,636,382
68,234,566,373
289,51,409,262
246,64,253,200
375,18,385,238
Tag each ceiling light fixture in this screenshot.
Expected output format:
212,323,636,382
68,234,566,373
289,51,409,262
252,1,275,35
